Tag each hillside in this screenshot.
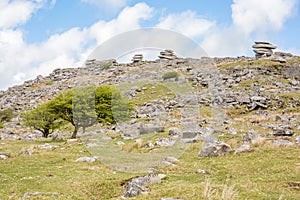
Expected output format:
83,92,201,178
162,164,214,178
0,49,300,199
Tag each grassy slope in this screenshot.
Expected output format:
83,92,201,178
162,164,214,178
0,136,299,199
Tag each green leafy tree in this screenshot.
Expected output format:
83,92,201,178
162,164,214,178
23,103,63,138
95,85,133,124
0,109,14,128
23,85,133,138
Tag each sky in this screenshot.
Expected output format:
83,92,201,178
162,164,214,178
0,0,300,90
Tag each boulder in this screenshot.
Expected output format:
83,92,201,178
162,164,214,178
272,139,293,147
132,54,143,63
196,169,210,175
168,127,182,136
198,142,232,157
269,126,294,136
234,144,251,154
252,43,277,49
242,130,261,143
0,155,8,160
252,41,277,59
139,125,165,135
75,156,97,163
296,135,300,145
123,174,166,198
155,138,176,147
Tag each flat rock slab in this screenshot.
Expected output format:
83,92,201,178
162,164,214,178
253,43,277,49
75,156,97,163
198,142,232,157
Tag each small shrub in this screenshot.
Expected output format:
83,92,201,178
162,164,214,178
162,72,179,81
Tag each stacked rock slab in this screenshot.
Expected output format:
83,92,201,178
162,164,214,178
252,42,277,59
158,49,177,60
132,54,143,63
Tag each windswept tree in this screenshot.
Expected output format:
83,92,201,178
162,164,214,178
95,85,133,124
23,85,133,138
23,103,63,138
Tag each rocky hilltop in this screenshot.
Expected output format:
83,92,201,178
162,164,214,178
1,46,300,199
0,47,300,141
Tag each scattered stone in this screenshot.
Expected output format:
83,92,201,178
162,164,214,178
139,125,165,135
168,127,182,136
296,135,300,145
242,130,261,143
21,192,59,199
51,131,63,141
20,150,33,156
123,174,167,198
155,138,176,147
269,126,294,136
142,142,154,148
198,141,232,157
86,143,99,148
162,161,176,167
0,155,8,160
196,169,210,175
67,139,78,143
75,156,97,163
234,144,251,154
273,139,293,147
116,141,125,146
228,128,237,135
163,156,179,164
38,143,58,150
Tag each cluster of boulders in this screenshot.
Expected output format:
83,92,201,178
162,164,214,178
85,59,116,67
158,49,177,60
131,54,143,63
252,41,277,59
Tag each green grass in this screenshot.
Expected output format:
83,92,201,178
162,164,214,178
1,134,299,199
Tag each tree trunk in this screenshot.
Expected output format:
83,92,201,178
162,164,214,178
83,126,86,134
71,125,78,139
43,129,49,138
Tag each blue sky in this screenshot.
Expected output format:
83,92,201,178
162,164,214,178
0,0,299,90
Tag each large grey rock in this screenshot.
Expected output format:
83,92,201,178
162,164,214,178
0,155,8,160
75,156,97,163
242,130,261,143
296,135,300,145
155,138,176,147
163,156,179,164
252,43,277,49
273,139,293,147
168,127,182,136
198,142,232,157
139,125,165,135
234,144,251,154
269,126,294,136
123,174,166,198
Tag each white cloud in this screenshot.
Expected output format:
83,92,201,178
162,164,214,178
156,11,215,39
0,3,153,90
0,0,47,29
201,0,298,57
88,3,153,44
232,0,297,34
81,0,126,11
